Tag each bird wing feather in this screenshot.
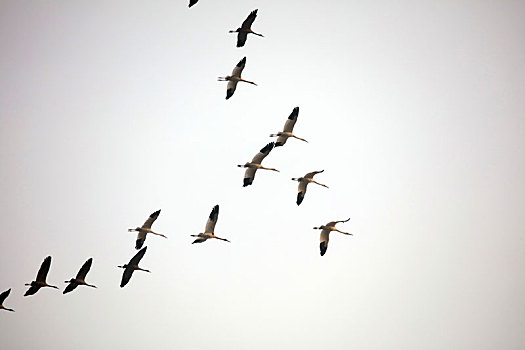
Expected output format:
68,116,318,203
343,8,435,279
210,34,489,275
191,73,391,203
236,32,248,47
76,258,93,280
24,285,41,296
36,256,52,282
120,267,134,288
282,107,299,132
241,9,258,29
205,205,219,233
251,142,274,164
129,246,147,266
304,170,323,179
63,283,78,294
231,57,246,77
142,210,160,229
243,167,256,186
226,80,238,99
0,289,10,304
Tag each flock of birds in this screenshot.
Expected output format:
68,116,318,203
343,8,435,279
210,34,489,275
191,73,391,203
0,5,354,313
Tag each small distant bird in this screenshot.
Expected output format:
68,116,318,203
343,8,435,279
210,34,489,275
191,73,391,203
189,0,198,7
191,205,230,244
270,107,308,146
292,170,329,205
63,258,97,294
128,209,166,250
229,9,263,47
238,142,279,187
218,57,257,99
118,247,150,288
313,218,352,256
24,256,59,296
0,289,14,312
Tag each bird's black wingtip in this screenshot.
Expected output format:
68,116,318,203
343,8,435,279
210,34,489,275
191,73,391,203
275,142,283,147
243,178,252,187
320,242,327,256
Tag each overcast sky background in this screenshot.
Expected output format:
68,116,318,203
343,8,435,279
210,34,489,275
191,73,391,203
1,0,524,349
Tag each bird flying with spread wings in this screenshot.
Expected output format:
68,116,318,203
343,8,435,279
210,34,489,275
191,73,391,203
229,9,263,47
191,205,230,244
128,209,166,250
238,142,279,187
314,218,352,256
292,170,329,205
218,57,257,99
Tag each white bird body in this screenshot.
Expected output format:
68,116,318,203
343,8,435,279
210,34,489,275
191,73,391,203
292,170,329,205
238,142,279,187
191,205,230,244
270,107,307,146
218,57,257,99
229,9,263,47
314,218,352,256
128,209,166,249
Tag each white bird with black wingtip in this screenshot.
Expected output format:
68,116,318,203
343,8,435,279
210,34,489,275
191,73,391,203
292,170,329,205
191,205,230,244
238,142,279,187
270,107,308,147
218,57,257,100
314,218,353,256
128,210,166,249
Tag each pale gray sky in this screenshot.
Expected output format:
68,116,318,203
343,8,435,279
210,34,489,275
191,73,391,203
1,1,524,349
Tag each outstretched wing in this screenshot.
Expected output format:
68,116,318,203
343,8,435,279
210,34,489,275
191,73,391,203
136,231,147,250
226,80,238,100
192,237,208,244
24,285,41,296
142,210,161,229
36,256,52,283
333,218,351,225
237,32,248,48
231,57,246,78
0,289,10,304
189,0,198,7
251,142,275,164
120,267,134,288
282,107,299,132
129,246,147,266
297,181,308,206
304,170,324,179
320,229,330,256
76,258,93,280
241,9,258,30
63,283,78,294
205,205,219,233
243,167,256,187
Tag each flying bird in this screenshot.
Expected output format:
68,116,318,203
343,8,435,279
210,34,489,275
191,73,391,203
0,289,14,312
188,0,198,7
238,142,279,187
218,57,257,99
229,9,264,47
270,107,308,146
292,170,329,205
63,258,97,294
313,218,352,256
191,205,230,244
118,247,150,288
24,256,59,296
128,209,166,250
